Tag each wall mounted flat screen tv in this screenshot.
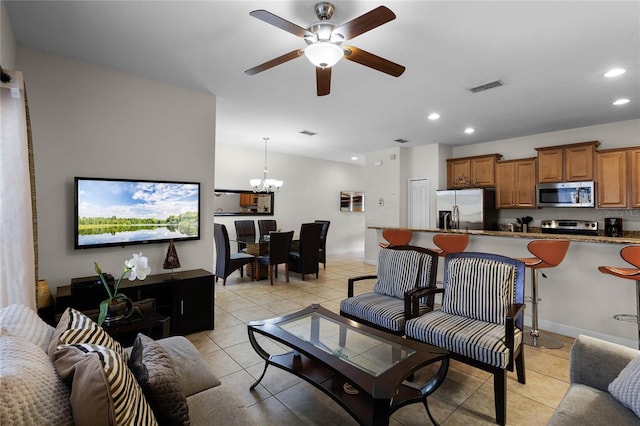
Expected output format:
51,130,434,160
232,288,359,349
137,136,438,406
74,177,200,249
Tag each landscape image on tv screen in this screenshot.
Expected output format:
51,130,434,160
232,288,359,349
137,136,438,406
75,177,200,249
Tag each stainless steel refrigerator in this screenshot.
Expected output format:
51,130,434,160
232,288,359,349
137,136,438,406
436,188,497,230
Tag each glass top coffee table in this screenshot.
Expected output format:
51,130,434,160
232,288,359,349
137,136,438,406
248,304,449,426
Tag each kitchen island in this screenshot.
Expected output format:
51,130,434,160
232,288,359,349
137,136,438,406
366,226,640,348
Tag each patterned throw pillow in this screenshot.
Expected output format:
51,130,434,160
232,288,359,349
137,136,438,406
129,334,190,425
54,343,157,426
48,307,126,360
374,249,421,299
609,356,640,418
442,257,515,324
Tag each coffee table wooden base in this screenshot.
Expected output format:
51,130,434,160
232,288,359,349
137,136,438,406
248,305,449,426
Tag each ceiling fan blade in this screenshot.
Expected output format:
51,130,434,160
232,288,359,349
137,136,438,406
316,67,331,96
334,6,396,40
343,46,405,77
250,10,311,38
245,49,304,75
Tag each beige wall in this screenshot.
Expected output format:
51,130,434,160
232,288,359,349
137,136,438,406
1,1,16,69
214,143,366,255
17,47,216,293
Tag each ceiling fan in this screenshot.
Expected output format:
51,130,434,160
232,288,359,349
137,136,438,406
245,2,405,96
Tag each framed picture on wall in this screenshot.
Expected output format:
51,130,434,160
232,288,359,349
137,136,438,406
340,191,365,212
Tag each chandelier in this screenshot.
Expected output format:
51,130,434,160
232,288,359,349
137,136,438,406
250,137,283,193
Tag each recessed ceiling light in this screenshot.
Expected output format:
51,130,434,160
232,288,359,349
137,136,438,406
464,127,475,134
604,68,626,78
428,113,440,120
613,98,630,106
351,156,358,161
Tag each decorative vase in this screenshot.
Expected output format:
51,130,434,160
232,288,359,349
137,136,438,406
104,299,128,324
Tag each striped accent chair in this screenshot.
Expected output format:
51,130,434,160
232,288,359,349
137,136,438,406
405,252,526,425
340,246,439,335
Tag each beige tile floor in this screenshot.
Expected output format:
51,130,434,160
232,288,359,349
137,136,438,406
186,253,572,425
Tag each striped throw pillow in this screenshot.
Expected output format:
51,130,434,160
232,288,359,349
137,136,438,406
374,249,421,299
48,308,126,360
54,343,157,426
442,257,516,324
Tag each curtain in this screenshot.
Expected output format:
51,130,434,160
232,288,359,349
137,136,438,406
0,70,37,309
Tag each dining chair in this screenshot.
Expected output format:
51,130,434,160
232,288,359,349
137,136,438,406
289,222,322,280
214,223,255,286
314,220,330,269
258,219,277,238
255,231,294,285
234,220,256,253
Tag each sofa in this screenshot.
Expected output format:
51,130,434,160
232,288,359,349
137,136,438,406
0,304,257,425
548,334,640,425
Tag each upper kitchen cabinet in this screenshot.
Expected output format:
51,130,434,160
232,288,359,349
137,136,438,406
447,154,502,189
596,147,640,208
536,141,600,183
495,158,537,209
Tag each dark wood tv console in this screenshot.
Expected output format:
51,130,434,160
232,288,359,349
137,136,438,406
56,269,214,335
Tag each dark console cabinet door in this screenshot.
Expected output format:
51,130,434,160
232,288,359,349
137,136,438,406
173,274,214,335
57,269,215,335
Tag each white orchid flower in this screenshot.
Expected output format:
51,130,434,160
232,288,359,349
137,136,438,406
126,252,151,281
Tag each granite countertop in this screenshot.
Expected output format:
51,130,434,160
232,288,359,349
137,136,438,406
368,226,640,245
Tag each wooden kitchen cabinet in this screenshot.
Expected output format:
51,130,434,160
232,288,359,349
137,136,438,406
447,154,502,189
536,141,599,183
597,147,640,208
631,148,640,208
495,158,537,208
239,193,256,207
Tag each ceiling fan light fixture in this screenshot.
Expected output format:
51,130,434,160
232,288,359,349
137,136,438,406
305,42,344,68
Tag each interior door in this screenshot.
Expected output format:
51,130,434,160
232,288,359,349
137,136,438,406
408,178,430,229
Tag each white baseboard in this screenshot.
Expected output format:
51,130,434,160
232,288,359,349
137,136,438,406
524,315,637,349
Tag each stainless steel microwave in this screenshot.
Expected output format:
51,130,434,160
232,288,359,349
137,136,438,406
536,181,595,208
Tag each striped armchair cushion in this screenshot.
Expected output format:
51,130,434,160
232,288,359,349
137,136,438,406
374,249,421,299
441,257,516,324
405,310,523,368
340,292,431,332
416,251,435,289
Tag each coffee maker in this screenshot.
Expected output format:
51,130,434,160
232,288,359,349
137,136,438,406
605,218,623,237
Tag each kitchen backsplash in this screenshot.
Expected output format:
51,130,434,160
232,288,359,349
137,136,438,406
497,207,640,233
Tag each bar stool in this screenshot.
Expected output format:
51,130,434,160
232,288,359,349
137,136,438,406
598,245,640,350
431,234,469,257
517,239,570,348
378,228,412,248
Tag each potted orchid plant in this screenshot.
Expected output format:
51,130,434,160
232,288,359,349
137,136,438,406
94,252,151,326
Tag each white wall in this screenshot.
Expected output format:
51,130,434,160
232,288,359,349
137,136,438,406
1,1,16,69
17,47,216,293
214,143,366,255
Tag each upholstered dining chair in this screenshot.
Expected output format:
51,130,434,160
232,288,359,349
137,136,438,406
378,228,413,248
234,220,255,253
340,245,439,335
258,219,277,238
405,252,526,425
255,231,294,285
214,223,255,286
289,222,322,280
314,220,330,269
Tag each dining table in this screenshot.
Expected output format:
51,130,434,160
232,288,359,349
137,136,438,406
233,235,298,280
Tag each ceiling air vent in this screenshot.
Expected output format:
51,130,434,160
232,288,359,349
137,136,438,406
394,138,409,144
300,130,317,136
469,80,504,93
